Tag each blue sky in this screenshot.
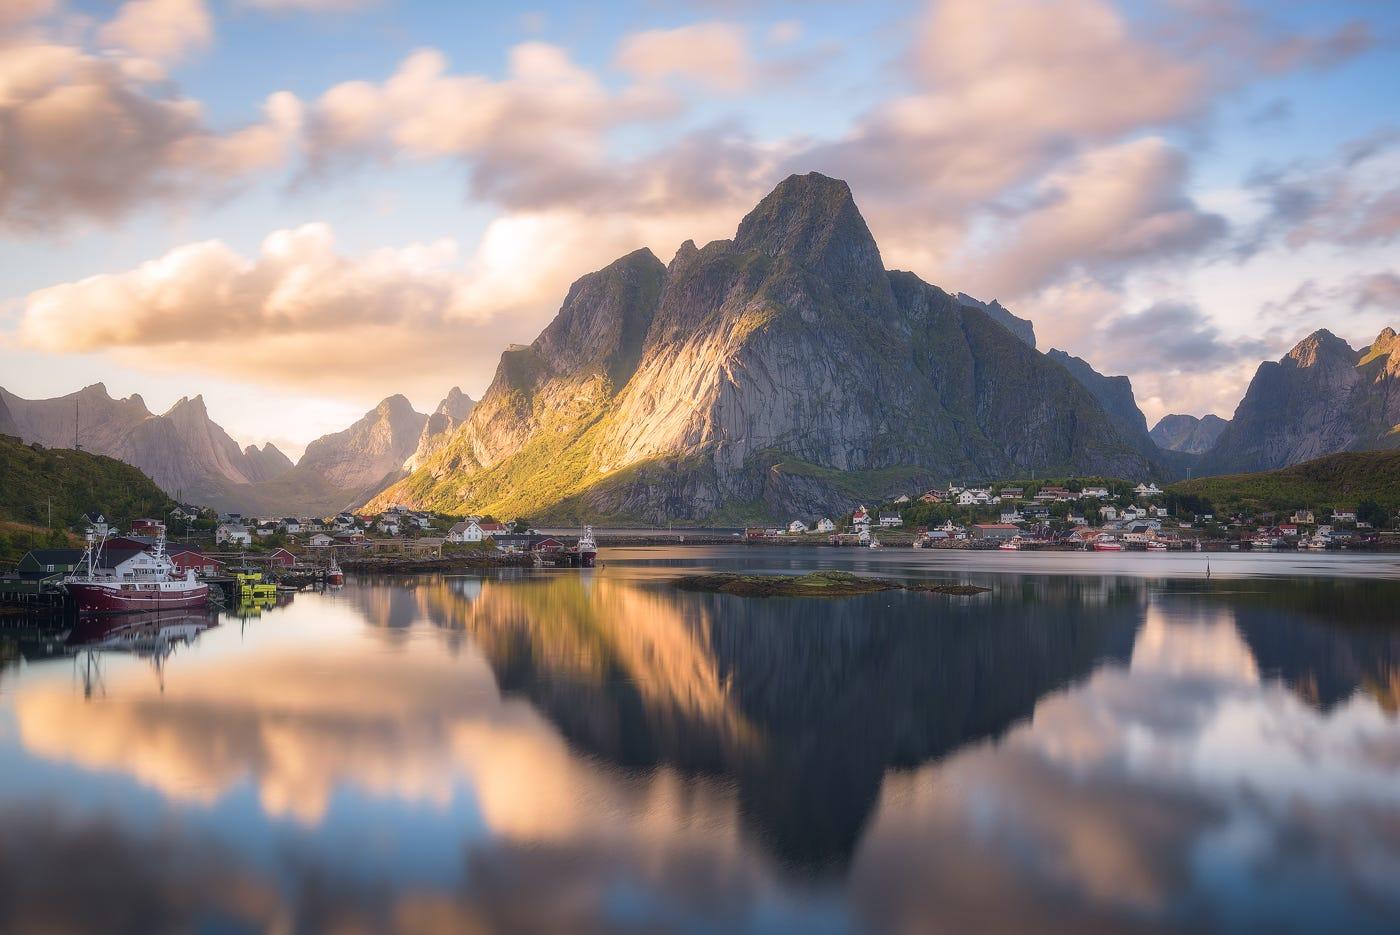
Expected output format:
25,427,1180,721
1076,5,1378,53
1,0,1397,456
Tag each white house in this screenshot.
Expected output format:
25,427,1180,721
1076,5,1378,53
216,524,252,547
957,488,993,506
852,506,871,527
1333,509,1357,523
1081,486,1110,499
448,520,485,543
1067,514,1088,526
281,517,301,534
878,512,903,527
1000,510,1023,524
788,520,809,534
307,532,335,548
1134,482,1164,497
816,517,836,533
1100,506,1119,522
377,517,401,535
893,494,911,504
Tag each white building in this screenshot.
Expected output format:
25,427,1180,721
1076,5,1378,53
216,524,252,547
1100,506,1119,522
281,517,301,534
878,512,903,527
788,520,809,534
448,520,485,543
307,533,335,548
1000,510,1023,524
1081,486,1110,499
852,506,871,527
1067,514,1088,526
1134,482,1164,497
816,517,836,533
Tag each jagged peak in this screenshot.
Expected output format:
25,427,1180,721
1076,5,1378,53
670,239,700,270
1371,326,1398,350
733,172,881,270
163,394,208,417
1283,328,1357,369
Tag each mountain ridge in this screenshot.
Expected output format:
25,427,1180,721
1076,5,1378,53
371,172,1163,521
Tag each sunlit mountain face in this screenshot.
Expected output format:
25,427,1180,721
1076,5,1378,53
1,556,1398,931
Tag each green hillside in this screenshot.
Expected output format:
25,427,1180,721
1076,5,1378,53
0,434,174,532
1168,450,1400,512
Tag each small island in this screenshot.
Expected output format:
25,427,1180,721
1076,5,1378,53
673,570,989,598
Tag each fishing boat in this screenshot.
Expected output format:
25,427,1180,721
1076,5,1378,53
576,526,597,567
868,534,882,549
1250,535,1277,550
1092,536,1124,552
998,536,1022,551
326,554,344,586
64,529,209,614
1147,540,1169,551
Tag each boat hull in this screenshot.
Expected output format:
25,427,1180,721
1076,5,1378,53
66,582,209,615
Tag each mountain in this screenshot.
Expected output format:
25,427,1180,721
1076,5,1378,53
0,434,173,531
405,387,475,471
242,443,294,482
0,385,285,504
298,394,426,493
0,395,17,436
1168,449,1400,512
0,384,436,516
1151,413,1229,454
1045,349,1155,454
1198,328,1400,474
374,172,1160,522
955,293,1037,348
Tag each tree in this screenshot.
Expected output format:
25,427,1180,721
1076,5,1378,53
1356,500,1389,529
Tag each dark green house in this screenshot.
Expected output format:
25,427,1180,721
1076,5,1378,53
17,549,85,578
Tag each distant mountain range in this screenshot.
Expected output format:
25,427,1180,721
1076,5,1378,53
0,384,472,516
3,174,1394,521
1150,414,1229,454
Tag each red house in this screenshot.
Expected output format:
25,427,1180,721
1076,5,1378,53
532,537,564,552
265,547,296,567
169,550,224,577
130,518,165,535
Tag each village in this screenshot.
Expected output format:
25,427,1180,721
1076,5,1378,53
0,503,598,613
759,478,1399,552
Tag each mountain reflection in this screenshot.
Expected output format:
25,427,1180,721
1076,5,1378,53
2,567,1398,931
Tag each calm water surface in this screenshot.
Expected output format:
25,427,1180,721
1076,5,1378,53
1,547,1398,933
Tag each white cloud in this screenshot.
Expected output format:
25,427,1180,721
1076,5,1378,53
99,0,212,64
615,22,753,93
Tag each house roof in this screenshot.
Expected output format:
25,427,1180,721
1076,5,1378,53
23,549,85,565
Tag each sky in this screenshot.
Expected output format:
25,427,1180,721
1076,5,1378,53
1,0,1397,458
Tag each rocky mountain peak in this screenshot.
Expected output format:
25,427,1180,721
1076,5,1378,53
1285,329,1354,368
1368,326,1398,357
733,173,882,278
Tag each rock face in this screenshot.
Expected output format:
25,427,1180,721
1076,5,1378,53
1198,328,1400,474
298,395,427,493
1046,349,1155,455
405,387,476,471
377,172,1160,522
956,294,1037,348
1150,413,1229,454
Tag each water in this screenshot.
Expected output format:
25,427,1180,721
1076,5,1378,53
1,547,1397,933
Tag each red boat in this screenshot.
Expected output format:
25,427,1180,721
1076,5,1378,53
64,530,209,614
1092,536,1124,552
326,555,345,586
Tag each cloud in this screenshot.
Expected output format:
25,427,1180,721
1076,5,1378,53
1240,131,1400,255
615,22,753,93
241,0,377,9
1354,273,1400,312
0,33,300,232
98,0,212,64
964,138,1226,297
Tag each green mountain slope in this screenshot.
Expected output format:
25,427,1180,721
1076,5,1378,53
1168,449,1400,512
0,434,174,530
